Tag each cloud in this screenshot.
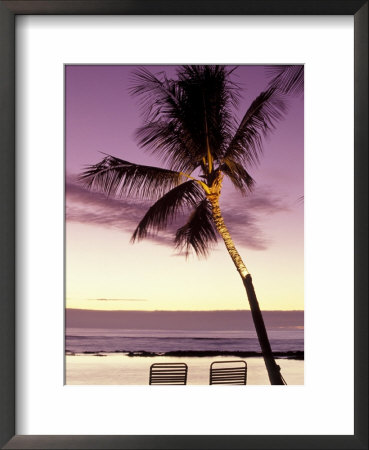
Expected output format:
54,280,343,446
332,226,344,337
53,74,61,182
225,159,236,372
66,178,147,229
66,176,291,251
220,186,290,249
66,176,176,244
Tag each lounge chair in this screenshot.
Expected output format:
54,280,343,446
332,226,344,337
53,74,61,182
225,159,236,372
209,360,247,385
149,362,188,385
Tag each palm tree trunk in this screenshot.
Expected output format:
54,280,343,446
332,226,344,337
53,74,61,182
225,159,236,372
243,274,285,385
207,190,285,385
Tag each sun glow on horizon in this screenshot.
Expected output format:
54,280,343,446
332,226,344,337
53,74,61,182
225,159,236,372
66,222,303,312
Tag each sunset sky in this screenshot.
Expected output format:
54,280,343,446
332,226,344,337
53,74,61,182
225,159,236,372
65,65,304,312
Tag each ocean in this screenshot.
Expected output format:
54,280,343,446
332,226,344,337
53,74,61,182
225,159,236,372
66,327,304,357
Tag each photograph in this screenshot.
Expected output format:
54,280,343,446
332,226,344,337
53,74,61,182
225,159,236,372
65,64,304,386
1,0,366,446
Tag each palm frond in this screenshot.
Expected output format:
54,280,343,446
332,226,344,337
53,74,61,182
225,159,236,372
220,157,255,193
223,87,287,166
129,67,180,122
79,154,183,201
176,65,237,163
130,68,207,171
132,180,205,241
175,199,218,257
267,65,304,95
135,121,201,174
132,66,238,174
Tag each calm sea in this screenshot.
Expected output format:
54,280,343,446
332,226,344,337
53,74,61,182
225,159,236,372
66,328,304,354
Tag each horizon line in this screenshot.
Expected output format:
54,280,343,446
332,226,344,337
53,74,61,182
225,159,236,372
66,308,304,313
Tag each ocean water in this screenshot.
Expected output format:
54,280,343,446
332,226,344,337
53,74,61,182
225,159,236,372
66,328,304,355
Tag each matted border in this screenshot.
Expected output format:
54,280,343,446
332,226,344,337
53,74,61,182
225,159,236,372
0,1,367,449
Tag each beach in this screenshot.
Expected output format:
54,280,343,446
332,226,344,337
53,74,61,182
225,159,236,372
66,353,304,385
65,311,304,385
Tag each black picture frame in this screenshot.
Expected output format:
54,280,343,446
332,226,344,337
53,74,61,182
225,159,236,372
0,1,367,449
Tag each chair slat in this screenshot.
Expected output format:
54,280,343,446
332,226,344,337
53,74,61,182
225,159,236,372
149,362,188,385
210,360,247,385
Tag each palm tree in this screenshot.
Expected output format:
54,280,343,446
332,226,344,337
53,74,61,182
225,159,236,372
79,65,289,385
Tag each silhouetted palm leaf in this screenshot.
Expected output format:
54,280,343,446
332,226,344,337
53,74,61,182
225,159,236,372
267,65,304,95
220,156,254,193
132,180,205,241
131,66,238,175
223,88,286,166
129,67,181,122
79,154,184,201
135,120,200,174
176,66,238,161
175,199,218,257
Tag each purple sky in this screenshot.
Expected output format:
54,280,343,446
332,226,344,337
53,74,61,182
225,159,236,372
65,65,304,312
66,65,303,185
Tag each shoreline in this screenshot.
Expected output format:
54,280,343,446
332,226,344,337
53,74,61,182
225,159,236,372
66,353,304,385
66,350,304,360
